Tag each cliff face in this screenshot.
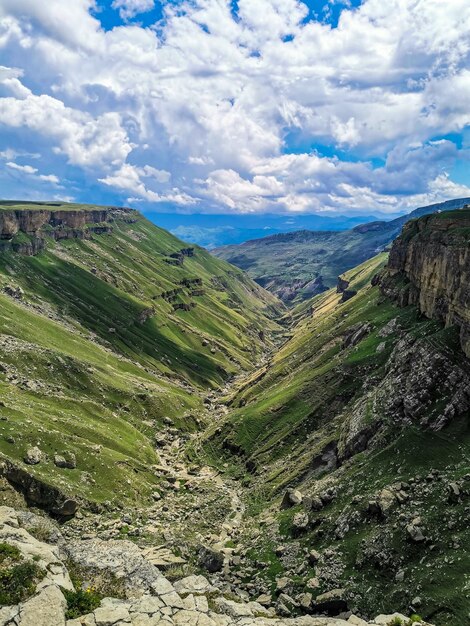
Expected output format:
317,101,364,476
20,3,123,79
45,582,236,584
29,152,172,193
379,208,470,357
0,207,134,255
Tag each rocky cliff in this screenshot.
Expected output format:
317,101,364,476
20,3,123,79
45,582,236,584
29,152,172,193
378,207,470,357
0,205,135,255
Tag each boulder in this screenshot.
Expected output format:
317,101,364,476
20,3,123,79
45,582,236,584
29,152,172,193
406,523,425,543
280,488,303,509
24,446,42,465
342,323,372,349
54,453,77,470
308,549,321,565
173,575,214,596
198,546,223,573
292,512,309,533
341,289,357,303
313,588,348,615
447,481,461,503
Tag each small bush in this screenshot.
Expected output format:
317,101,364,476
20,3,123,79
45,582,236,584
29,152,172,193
407,616,423,625
62,587,102,619
0,560,44,605
0,543,21,563
388,619,404,626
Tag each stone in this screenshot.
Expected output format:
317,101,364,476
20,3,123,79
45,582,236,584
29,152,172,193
306,576,320,589
54,453,77,469
142,546,186,568
342,323,371,348
198,546,224,573
320,488,337,505
341,289,357,303
65,538,174,596
94,605,130,626
174,575,213,596
161,591,185,609
348,616,368,625
256,594,272,606
308,549,321,565
373,614,408,625
406,523,425,543
18,585,67,626
280,488,303,509
276,577,290,592
24,446,42,465
311,496,324,511
395,569,405,582
298,592,313,609
3,285,24,299
130,596,164,614
313,588,348,614
447,481,461,503
214,597,253,618
292,512,309,532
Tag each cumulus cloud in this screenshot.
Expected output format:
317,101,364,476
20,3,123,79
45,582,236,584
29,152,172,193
0,0,469,212
99,164,194,205
111,0,155,20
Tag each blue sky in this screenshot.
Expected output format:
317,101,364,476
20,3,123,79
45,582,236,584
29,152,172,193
0,0,469,217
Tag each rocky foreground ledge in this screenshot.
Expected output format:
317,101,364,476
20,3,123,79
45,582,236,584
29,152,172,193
0,507,433,626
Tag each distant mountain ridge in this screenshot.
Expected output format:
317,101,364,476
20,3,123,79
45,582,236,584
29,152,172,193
145,212,381,249
213,197,470,303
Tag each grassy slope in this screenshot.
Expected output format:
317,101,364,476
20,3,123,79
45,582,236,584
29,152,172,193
204,252,470,626
0,203,282,505
213,197,470,303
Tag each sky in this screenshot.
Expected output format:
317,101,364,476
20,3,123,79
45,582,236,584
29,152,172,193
0,0,469,217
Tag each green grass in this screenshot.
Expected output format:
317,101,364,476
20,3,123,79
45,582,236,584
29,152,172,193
0,202,282,505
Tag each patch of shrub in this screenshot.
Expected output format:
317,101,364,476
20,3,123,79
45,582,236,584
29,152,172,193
0,543,45,606
0,543,21,563
62,586,102,619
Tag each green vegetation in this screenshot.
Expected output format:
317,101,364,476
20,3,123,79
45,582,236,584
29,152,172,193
0,202,282,506
63,587,102,619
0,542,44,605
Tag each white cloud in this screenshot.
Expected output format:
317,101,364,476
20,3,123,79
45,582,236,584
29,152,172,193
6,161,38,174
38,173,60,183
111,0,155,20
99,164,194,204
0,0,469,212
6,160,60,185
0,88,133,168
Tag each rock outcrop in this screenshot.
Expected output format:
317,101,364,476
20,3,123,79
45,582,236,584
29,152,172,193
0,458,80,517
379,207,470,357
0,207,133,256
0,507,434,626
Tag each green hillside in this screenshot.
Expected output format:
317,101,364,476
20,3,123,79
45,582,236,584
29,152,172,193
203,244,470,625
0,201,282,507
214,197,470,303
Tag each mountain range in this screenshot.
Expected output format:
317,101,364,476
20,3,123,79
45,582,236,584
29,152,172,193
146,212,382,250
213,197,470,303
